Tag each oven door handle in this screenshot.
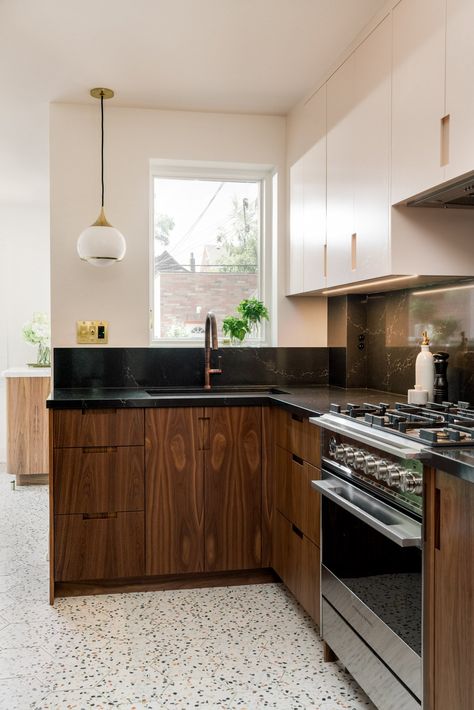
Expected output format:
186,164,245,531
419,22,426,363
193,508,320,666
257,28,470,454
312,478,422,548
310,415,430,459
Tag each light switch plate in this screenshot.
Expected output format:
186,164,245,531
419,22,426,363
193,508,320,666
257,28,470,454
76,320,109,344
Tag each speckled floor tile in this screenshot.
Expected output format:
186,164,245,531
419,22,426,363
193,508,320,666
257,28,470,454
0,475,377,710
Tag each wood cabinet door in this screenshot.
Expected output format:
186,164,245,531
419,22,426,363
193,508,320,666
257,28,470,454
7,376,50,475
205,407,262,572
445,0,474,180
145,408,205,576
433,470,474,710
391,0,446,204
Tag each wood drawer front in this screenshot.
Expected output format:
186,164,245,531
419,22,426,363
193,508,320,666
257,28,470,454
275,446,320,545
53,409,144,448
54,446,144,514
54,511,144,581
289,413,321,468
273,511,320,625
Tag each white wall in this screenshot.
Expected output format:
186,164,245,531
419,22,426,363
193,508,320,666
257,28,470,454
0,96,51,463
50,103,327,348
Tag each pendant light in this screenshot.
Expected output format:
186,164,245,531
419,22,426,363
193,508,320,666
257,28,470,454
77,88,126,267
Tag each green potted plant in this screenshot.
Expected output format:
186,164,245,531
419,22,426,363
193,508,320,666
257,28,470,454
223,298,269,344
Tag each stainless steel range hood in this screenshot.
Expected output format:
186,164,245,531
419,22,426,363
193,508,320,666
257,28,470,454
407,173,474,208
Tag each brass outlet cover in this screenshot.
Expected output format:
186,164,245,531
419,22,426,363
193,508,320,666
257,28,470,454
76,320,109,344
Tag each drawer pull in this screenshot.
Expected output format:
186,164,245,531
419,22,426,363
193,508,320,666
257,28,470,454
81,409,117,415
291,413,304,423
292,454,304,466
292,523,303,539
82,446,118,454
82,512,117,520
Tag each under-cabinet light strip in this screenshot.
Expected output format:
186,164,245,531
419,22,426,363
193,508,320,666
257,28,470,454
321,275,419,295
412,283,474,296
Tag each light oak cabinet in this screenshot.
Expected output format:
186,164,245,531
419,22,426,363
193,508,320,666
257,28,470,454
6,374,51,484
424,469,474,710
288,85,326,295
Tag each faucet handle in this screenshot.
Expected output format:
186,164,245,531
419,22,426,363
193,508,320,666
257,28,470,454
209,356,223,375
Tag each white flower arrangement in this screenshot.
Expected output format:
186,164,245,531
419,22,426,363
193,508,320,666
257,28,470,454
22,312,51,366
22,312,50,346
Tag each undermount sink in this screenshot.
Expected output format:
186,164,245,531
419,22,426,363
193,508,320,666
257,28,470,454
145,386,289,397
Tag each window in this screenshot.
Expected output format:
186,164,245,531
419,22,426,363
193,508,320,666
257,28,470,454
150,164,270,344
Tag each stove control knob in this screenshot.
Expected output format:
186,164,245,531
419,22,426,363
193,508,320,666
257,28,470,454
363,455,377,475
400,472,423,496
334,445,346,461
387,465,403,488
375,460,389,481
343,446,355,465
353,450,366,470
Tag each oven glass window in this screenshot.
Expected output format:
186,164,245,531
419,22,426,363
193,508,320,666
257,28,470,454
322,498,422,655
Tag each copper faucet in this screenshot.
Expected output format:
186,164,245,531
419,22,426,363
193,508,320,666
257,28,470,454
204,311,223,389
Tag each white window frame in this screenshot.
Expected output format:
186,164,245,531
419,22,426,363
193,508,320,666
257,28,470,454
149,160,274,347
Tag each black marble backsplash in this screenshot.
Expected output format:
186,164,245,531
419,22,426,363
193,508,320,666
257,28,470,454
53,347,329,390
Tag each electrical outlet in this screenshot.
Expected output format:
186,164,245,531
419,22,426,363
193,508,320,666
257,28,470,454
76,320,109,344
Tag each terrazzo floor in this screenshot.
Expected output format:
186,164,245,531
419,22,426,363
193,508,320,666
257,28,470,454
0,475,376,709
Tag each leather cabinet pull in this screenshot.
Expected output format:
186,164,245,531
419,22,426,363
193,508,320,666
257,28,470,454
292,454,304,466
83,512,117,520
292,523,303,539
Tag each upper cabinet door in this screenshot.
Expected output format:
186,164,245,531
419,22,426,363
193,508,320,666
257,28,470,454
288,85,326,295
353,16,391,281
392,0,446,204
326,52,356,287
445,0,474,180
302,87,327,293
288,158,305,295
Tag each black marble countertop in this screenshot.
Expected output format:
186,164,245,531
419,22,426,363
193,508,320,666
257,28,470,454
46,385,405,417
47,384,474,484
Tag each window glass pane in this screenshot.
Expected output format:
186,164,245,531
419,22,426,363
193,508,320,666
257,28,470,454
153,177,261,340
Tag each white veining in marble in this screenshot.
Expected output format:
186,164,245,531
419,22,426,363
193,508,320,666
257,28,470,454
0,475,376,709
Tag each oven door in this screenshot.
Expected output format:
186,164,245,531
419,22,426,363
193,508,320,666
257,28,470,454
313,471,422,703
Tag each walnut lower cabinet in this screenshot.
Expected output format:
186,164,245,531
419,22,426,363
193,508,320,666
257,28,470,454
145,406,263,576
272,409,321,626
424,469,474,710
51,409,146,598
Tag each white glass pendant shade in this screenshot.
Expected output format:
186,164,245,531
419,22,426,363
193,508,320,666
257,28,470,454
76,88,126,266
77,207,126,267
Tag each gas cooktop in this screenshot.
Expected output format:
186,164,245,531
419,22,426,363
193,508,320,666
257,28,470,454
328,400,474,447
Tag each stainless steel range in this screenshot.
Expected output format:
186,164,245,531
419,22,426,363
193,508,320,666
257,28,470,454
310,400,474,710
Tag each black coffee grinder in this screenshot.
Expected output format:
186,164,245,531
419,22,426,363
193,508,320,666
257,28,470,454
433,352,449,403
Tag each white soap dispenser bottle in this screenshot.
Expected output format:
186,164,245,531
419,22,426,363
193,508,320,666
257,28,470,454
415,331,435,401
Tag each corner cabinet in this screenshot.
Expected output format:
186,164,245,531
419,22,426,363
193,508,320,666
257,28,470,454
424,469,474,710
272,409,321,625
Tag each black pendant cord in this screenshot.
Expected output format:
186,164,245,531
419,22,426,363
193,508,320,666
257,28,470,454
100,92,105,208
